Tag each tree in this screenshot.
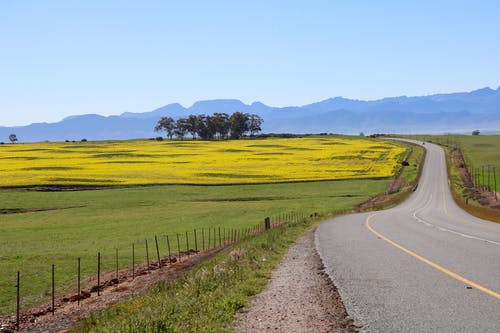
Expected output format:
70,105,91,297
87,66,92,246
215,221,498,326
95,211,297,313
213,112,230,140
195,114,208,140
472,130,480,136
9,134,18,143
154,117,176,139
174,118,188,139
195,114,216,140
248,114,263,136
153,112,264,141
205,115,217,140
229,112,250,139
185,115,199,139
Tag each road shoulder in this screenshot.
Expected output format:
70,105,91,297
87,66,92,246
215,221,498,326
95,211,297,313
234,228,357,333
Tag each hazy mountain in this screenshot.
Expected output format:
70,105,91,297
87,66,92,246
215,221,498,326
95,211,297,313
1,87,499,142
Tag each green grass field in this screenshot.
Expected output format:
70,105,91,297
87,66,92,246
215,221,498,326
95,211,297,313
0,179,389,314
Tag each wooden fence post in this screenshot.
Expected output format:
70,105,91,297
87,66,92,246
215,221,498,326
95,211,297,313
176,234,181,260
52,264,55,315
115,248,119,280
97,252,101,296
208,228,211,249
265,217,271,230
155,235,161,268
145,239,150,272
202,228,205,250
166,236,172,263
132,243,135,280
16,271,20,331
77,257,81,305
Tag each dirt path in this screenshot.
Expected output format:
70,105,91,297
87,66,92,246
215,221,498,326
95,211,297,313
234,229,357,333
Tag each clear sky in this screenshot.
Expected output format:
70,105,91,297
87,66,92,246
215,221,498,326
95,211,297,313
1,0,499,126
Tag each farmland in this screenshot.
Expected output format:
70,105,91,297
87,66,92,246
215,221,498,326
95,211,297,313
0,137,405,186
0,137,409,315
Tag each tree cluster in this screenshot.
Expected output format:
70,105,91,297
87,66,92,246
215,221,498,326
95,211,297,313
154,112,263,140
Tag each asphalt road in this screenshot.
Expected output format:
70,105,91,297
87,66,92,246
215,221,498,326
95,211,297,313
316,140,500,332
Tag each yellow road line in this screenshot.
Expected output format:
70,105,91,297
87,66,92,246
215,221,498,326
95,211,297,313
365,215,500,299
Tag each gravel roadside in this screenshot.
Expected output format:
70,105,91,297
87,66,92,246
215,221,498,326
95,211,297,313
234,228,357,333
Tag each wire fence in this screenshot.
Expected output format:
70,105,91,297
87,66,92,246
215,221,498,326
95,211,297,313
2,211,313,331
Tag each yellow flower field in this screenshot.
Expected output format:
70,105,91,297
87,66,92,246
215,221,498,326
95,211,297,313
0,137,406,186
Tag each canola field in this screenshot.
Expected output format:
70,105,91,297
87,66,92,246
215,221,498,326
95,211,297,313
0,137,406,186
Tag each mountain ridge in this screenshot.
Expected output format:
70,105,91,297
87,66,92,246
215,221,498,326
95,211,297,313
1,87,500,142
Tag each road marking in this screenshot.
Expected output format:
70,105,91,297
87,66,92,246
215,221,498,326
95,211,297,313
412,210,500,246
365,214,500,300
411,194,500,246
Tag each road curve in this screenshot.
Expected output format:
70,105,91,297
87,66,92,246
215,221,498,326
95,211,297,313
316,140,500,332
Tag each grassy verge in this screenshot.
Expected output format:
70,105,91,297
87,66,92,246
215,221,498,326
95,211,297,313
445,146,500,223
74,216,322,332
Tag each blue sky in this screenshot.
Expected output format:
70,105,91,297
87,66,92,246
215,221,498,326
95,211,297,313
1,0,499,126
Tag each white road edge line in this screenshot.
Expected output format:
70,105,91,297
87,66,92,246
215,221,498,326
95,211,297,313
411,204,500,246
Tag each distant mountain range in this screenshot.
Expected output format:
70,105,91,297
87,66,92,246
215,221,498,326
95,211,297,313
2,87,500,142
